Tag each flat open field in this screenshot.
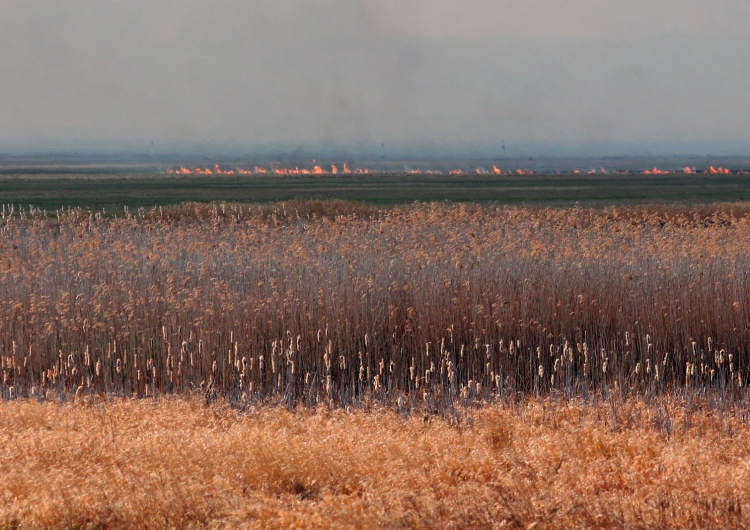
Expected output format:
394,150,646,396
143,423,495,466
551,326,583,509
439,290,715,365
1,172,750,209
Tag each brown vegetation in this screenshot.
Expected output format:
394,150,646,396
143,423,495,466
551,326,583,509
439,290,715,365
2,200,750,528
0,201,749,408
1,397,749,529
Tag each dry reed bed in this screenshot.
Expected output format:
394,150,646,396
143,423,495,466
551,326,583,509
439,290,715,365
0,201,749,407
0,397,749,528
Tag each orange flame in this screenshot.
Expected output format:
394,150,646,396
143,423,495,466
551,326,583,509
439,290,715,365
165,163,747,177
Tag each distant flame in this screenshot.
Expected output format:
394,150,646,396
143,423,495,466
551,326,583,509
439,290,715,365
166,163,747,176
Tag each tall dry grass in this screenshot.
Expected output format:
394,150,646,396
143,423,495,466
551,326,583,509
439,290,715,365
0,201,748,409
0,397,749,529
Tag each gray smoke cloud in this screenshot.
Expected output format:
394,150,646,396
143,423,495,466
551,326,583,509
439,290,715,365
1,0,749,156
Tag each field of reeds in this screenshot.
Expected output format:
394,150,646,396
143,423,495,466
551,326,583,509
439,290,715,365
0,200,748,409
2,199,750,528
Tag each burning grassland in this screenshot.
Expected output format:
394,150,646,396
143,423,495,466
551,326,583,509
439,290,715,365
167,163,745,176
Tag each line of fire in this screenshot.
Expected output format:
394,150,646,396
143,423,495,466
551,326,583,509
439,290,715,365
167,164,745,176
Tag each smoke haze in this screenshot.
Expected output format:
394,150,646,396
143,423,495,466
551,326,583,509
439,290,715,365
2,1,749,156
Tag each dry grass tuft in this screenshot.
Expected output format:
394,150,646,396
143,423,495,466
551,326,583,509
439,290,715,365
0,397,749,529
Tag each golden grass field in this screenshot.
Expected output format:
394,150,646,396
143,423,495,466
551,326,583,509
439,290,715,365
1,397,749,529
1,200,750,528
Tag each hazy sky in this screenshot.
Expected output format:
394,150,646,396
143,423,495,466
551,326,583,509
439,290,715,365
2,1,749,155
